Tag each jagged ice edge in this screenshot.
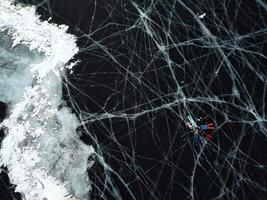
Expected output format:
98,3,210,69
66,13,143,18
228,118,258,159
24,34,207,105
0,1,94,200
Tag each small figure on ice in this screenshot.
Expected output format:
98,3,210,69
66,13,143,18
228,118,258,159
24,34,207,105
186,115,215,144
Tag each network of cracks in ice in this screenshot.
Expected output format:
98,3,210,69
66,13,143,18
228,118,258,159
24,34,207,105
1,0,267,200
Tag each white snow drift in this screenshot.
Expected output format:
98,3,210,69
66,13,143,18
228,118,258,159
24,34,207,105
0,1,94,200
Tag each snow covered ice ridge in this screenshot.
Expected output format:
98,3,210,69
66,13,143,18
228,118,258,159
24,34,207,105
0,1,95,200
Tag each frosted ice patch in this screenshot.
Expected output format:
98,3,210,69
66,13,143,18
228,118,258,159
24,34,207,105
198,13,206,19
0,1,94,200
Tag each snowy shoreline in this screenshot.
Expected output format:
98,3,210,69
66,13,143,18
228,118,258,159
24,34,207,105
0,1,94,200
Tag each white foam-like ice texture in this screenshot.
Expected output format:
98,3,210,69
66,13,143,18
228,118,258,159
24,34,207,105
0,1,94,200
